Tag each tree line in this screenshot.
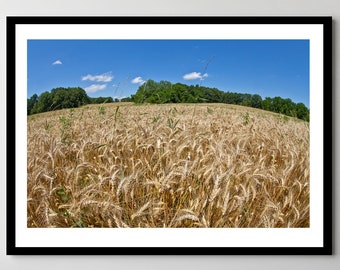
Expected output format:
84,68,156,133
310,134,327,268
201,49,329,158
129,80,309,121
27,82,309,121
27,87,117,115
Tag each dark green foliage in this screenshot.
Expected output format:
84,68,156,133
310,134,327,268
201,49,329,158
28,81,310,122
131,79,309,122
28,87,116,115
90,96,114,104
251,94,263,109
27,94,38,115
51,87,90,110
295,102,310,122
133,80,204,104
121,96,132,102
261,97,309,121
30,91,54,114
29,87,90,115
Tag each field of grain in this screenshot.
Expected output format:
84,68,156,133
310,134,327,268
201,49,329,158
27,102,310,228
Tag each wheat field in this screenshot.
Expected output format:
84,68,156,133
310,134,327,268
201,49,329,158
27,103,310,228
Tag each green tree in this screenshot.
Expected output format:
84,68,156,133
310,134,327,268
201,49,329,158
90,96,114,104
241,94,252,107
262,97,273,111
51,87,90,109
31,91,53,114
251,94,262,109
27,94,38,115
29,87,91,115
129,79,309,121
121,96,132,102
204,87,223,103
296,102,310,121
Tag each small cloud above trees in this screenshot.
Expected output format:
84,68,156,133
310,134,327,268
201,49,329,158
84,84,107,93
131,76,146,85
82,72,114,82
52,60,62,65
183,72,208,80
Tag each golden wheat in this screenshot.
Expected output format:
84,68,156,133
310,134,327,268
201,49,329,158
27,103,310,228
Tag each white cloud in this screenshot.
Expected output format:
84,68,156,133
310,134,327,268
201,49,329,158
52,60,62,65
131,76,146,85
82,72,114,82
84,84,107,93
183,72,208,80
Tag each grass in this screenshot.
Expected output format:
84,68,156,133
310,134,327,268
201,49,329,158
27,102,310,228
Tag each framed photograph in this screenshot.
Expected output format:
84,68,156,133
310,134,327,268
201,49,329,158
7,16,332,255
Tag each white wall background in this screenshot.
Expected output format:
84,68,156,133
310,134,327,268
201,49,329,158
0,0,337,269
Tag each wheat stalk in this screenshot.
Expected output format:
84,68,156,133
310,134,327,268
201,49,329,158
27,103,309,228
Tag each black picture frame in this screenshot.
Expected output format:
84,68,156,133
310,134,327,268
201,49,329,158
6,16,332,255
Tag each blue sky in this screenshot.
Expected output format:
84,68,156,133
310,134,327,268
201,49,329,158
28,39,310,107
